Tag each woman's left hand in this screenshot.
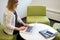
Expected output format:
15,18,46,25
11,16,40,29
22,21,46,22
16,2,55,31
23,23,29,27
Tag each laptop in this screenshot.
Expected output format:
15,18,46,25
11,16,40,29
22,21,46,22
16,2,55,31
25,26,33,33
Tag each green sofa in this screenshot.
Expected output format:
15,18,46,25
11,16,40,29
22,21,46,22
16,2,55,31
53,23,60,40
27,6,50,25
0,23,16,40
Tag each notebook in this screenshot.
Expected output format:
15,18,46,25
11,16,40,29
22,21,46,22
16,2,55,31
39,29,57,39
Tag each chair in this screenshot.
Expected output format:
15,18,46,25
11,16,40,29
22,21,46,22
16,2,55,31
27,6,50,25
0,23,16,40
53,23,60,40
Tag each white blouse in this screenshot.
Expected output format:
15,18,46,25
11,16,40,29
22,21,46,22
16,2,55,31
3,8,23,35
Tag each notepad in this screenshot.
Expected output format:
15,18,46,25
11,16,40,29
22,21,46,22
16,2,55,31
39,30,56,39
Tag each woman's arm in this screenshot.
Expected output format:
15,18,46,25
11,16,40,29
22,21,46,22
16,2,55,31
14,26,26,31
17,16,25,25
17,16,29,27
5,13,26,31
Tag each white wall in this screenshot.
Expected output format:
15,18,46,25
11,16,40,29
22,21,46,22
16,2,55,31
31,0,60,21
0,0,32,23
0,0,60,23
0,0,8,23
16,0,32,18
31,0,60,11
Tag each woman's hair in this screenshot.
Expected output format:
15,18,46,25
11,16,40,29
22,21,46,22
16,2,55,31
7,0,18,11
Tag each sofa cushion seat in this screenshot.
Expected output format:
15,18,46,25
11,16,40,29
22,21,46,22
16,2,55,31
27,16,50,25
53,23,60,40
0,24,16,40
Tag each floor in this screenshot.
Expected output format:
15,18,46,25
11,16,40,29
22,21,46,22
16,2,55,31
22,17,27,23
49,19,60,27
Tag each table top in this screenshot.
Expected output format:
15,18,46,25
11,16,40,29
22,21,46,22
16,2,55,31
19,23,57,40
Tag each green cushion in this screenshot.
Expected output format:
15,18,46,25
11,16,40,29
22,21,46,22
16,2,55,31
53,23,60,29
27,6,46,16
53,23,60,40
0,24,16,40
27,16,50,25
27,6,50,25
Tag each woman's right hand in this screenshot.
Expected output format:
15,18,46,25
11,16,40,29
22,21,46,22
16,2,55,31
15,26,26,31
18,26,26,30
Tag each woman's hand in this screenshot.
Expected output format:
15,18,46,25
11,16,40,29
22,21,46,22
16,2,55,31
23,23,29,27
19,26,26,30
21,21,29,27
15,26,26,31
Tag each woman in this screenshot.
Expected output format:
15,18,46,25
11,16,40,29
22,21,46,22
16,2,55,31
3,0,28,40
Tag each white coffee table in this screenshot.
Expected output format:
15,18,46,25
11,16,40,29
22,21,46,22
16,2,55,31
19,23,57,40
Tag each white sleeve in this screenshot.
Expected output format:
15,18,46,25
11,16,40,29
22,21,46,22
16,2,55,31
5,14,16,30
17,16,23,23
